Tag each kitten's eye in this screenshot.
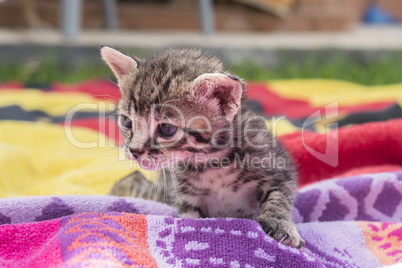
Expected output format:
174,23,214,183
160,124,177,138
119,115,132,129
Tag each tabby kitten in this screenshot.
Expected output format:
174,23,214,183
101,47,304,249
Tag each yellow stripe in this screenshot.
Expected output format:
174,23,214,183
0,90,114,116
267,79,402,106
0,121,157,197
266,118,299,136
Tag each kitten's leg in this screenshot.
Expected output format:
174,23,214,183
177,201,202,218
256,181,305,249
109,170,173,204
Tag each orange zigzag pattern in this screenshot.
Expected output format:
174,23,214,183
359,222,402,266
62,212,157,268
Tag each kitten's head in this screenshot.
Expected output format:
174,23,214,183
101,47,244,170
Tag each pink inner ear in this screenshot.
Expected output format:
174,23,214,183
101,47,137,80
214,86,232,106
193,73,243,120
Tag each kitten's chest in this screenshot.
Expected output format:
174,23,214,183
182,168,261,219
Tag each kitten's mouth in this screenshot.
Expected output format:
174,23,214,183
136,158,162,171
124,148,169,171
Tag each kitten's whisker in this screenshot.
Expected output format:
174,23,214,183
100,113,118,122
92,94,120,102
168,166,184,200
107,78,118,87
77,147,122,159
162,168,168,204
151,175,160,202
97,156,131,192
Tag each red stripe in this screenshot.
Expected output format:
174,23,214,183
280,119,402,186
0,81,24,90
246,83,396,119
52,80,120,101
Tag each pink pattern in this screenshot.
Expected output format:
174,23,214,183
387,250,402,257
0,219,63,267
379,243,391,250
389,227,402,241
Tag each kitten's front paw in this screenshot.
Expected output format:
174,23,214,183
256,217,305,249
179,210,201,219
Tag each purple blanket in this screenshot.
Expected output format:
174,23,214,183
0,171,401,267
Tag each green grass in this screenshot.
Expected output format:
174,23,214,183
1,51,402,85
0,56,111,85
230,52,402,86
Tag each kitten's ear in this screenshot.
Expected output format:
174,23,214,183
100,46,138,80
192,73,243,121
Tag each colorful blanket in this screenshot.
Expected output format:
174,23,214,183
0,171,401,267
0,80,401,196
0,80,401,267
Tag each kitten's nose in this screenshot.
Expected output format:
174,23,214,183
129,148,146,158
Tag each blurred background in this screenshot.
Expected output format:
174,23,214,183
0,0,402,85
0,0,401,198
